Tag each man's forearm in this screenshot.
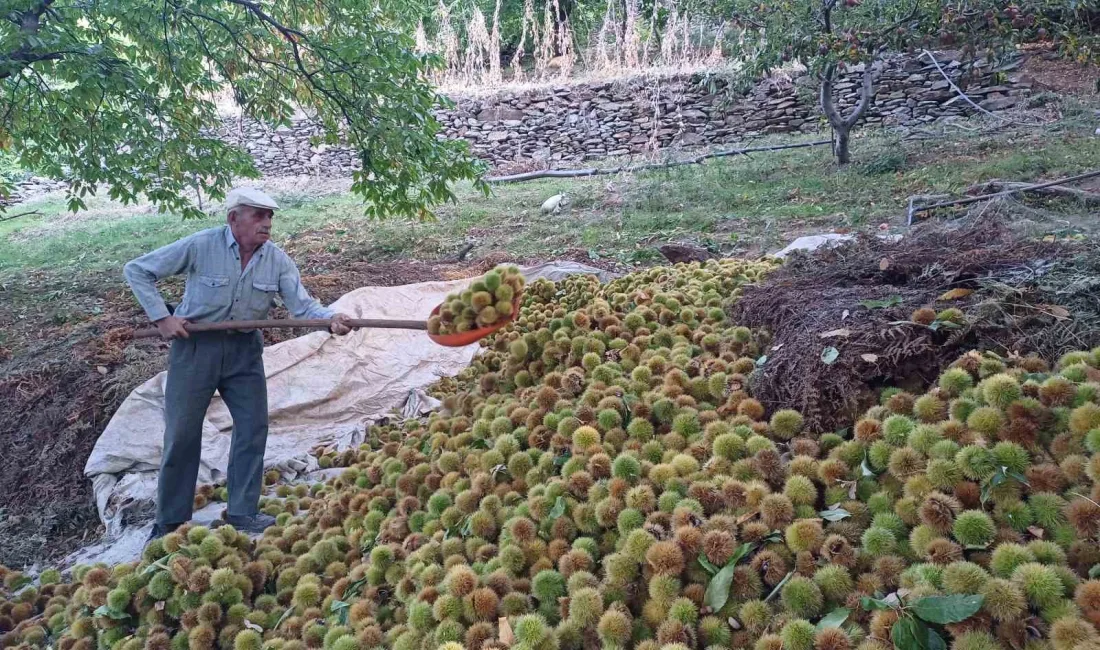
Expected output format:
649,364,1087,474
123,261,172,322
280,261,336,320
299,302,336,321
123,236,192,322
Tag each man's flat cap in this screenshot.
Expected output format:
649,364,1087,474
225,186,280,212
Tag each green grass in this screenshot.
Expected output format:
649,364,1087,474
2,118,1099,278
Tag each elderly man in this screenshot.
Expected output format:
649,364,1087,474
124,187,353,541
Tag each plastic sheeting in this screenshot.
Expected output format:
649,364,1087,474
84,261,617,540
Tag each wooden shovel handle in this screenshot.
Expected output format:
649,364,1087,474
132,318,427,339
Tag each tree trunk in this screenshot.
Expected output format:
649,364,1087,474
833,126,851,165
819,63,875,166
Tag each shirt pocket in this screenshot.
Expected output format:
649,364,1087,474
190,275,231,309
248,278,280,314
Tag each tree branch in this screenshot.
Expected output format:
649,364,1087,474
819,64,843,129
0,0,61,79
732,12,765,30
966,180,1100,206
843,66,874,129
19,0,56,30
221,0,362,139
224,0,307,40
821,0,838,33
819,63,874,130
908,169,1100,218
873,4,919,40
0,210,41,223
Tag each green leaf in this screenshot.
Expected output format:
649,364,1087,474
548,496,566,520
819,507,851,522
730,541,759,564
330,599,350,625
816,608,851,631
891,616,922,650
470,438,490,449
861,295,902,310
343,576,369,600
704,560,739,612
928,320,961,332
821,346,840,365
925,626,948,650
861,451,880,478
275,606,295,630
755,355,768,367
764,571,793,603
698,555,720,576
142,552,180,575
93,606,129,621
703,542,759,609
860,596,896,611
910,594,984,624
1090,564,1100,579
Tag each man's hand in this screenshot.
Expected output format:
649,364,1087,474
155,315,190,340
329,313,353,336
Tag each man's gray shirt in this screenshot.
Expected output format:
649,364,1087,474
123,225,335,325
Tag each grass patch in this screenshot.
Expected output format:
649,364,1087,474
2,120,1099,279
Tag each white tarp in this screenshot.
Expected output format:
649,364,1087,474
84,261,617,540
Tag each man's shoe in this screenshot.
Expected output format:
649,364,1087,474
147,522,181,545
222,513,277,535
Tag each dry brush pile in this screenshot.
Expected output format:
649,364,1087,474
6,258,1100,650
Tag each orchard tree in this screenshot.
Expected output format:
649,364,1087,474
720,0,1084,164
1,0,488,219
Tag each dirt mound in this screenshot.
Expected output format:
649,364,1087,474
731,216,1100,433
0,368,125,565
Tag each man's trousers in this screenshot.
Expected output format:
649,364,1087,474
157,330,268,526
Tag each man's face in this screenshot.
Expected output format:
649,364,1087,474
228,205,274,249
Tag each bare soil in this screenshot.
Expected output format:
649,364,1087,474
1021,49,1100,97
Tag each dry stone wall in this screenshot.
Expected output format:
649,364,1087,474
217,51,1032,176
1,176,68,207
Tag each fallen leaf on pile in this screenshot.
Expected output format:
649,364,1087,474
819,328,851,338
499,618,514,646
938,288,973,301
1039,305,1071,320
861,353,879,363
736,509,760,525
